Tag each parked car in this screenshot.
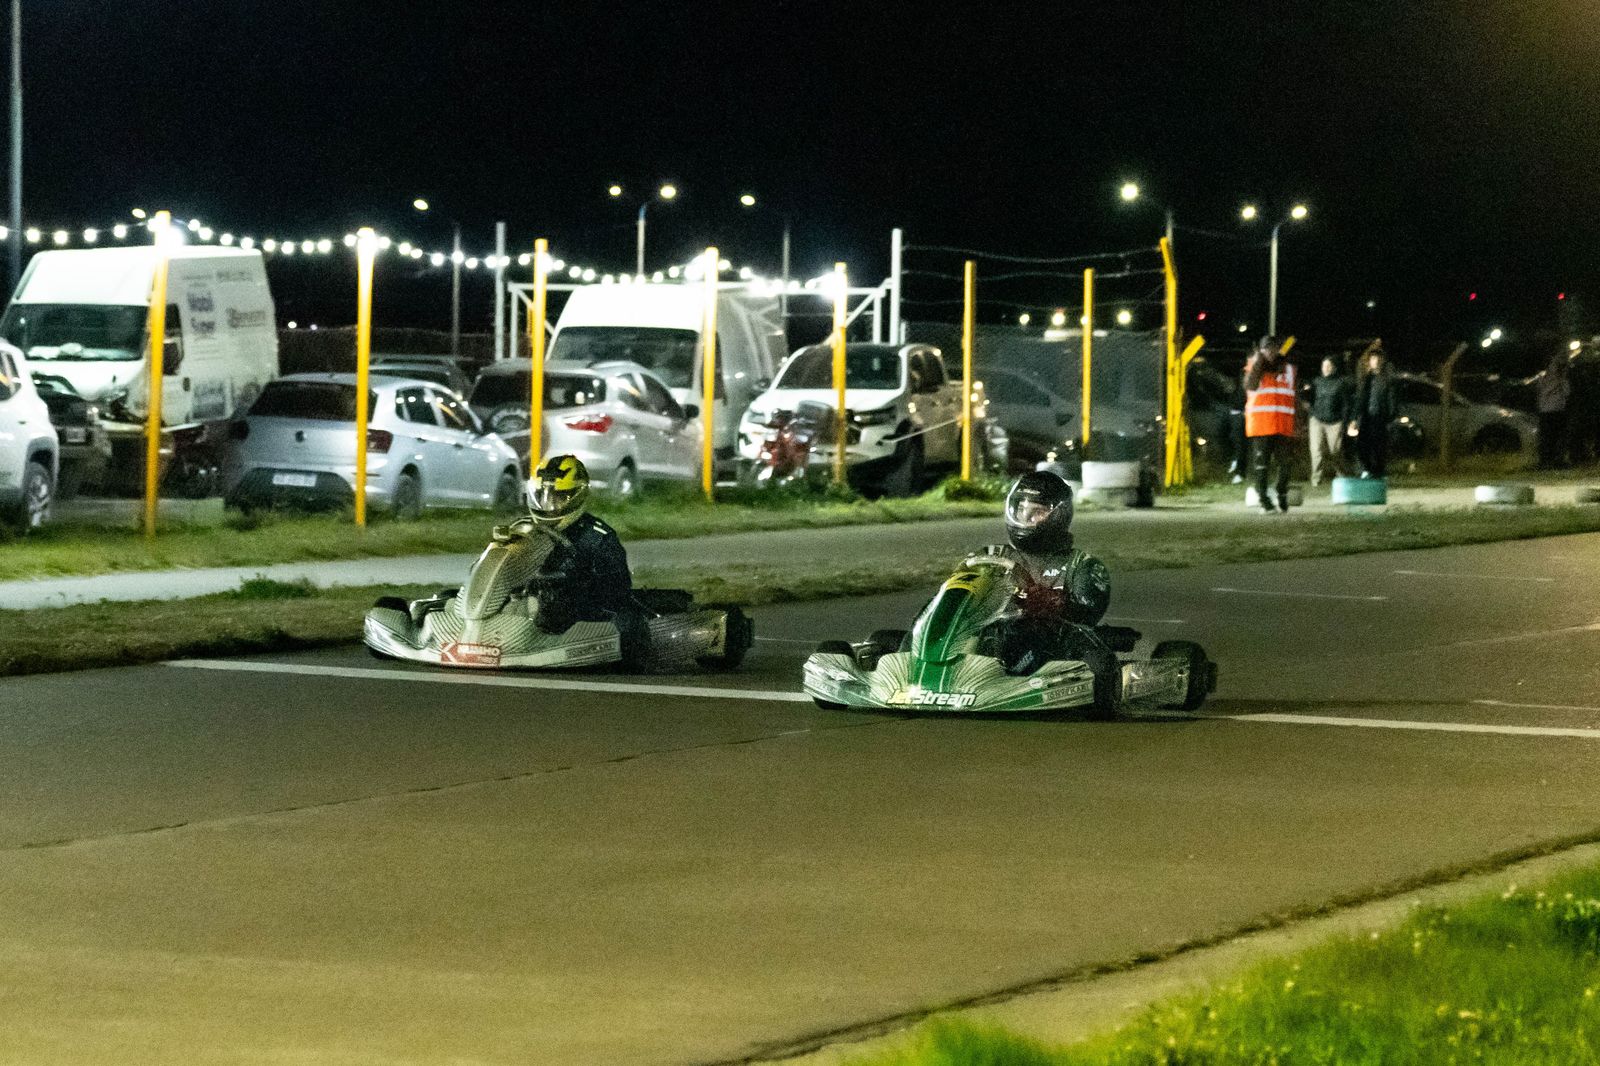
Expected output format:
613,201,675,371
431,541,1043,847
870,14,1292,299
369,354,472,398
0,340,59,530
1391,371,1537,457
222,373,522,517
738,343,965,495
468,359,702,497
30,372,110,498
979,363,1162,473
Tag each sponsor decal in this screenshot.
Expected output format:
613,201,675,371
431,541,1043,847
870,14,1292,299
560,639,617,661
227,308,269,329
441,641,503,666
215,268,253,283
186,289,215,314
191,318,217,339
890,686,978,710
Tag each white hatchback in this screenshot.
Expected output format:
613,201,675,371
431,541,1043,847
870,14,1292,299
222,373,522,517
0,340,59,530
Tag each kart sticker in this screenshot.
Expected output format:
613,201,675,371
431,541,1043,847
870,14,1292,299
890,686,978,710
441,641,503,666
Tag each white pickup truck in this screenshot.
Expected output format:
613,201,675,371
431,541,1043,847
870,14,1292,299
0,340,59,530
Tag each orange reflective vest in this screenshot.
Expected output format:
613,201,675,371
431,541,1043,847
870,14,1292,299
1245,362,1297,438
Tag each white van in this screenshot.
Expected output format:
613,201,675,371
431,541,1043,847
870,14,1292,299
547,284,785,470
0,340,59,529
0,245,278,492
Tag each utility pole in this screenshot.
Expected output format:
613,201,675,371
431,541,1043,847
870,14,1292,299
492,221,506,362
8,0,20,289
450,223,461,358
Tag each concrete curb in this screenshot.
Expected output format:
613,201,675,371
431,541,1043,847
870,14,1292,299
747,837,1600,1065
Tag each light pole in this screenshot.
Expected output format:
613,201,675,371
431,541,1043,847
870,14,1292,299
1241,202,1308,336
414,198,461,356
1119,181,1174,249
737,192,791,318
9,0,20,289
612,183,677,276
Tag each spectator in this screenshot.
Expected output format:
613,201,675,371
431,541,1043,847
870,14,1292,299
1308,354,1355,487
1570,346,1600,465
1351,348,1397,479
1536,348,1572,469
1227,369,1248,484
1244,335,1297,513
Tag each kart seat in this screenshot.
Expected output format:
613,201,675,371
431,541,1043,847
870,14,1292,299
1094,625,1141,653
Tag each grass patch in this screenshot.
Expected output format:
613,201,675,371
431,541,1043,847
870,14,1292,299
0,488,999,583
6,504,1600,679
852,864,1600,1065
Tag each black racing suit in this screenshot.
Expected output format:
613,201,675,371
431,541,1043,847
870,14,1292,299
529,513,650,665
986,543,1114,678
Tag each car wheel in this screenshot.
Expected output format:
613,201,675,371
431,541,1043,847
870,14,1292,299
1153,639,1215,712
492,468,522,514
8,460,53,531
880,433,924,498
392,470,423,520
611,460,640,501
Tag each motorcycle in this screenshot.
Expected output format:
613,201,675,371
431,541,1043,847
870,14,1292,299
364,518,753,672
803,548,1215,717
752,401,831,488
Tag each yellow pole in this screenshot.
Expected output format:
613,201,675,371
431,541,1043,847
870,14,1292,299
1081,268,1094,451
701,247,719,500
353,227,376,527
1160,237,1178,487
960,260,975,481
832,262,848,484
1178,334,1206,483
142,210,173,539
529,237,549,474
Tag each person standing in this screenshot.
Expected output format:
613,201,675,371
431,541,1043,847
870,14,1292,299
1244,335,1297,513
1351,348,1397,479
1535,348,1572,470
1308,355,1355,487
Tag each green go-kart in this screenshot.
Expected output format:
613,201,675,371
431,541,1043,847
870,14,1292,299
802,551,1216,717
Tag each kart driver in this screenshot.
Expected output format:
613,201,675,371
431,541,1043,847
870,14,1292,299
988,470,1113,676
522,454,648,663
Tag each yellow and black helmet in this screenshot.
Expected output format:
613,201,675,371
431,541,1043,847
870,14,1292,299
527,454,591,524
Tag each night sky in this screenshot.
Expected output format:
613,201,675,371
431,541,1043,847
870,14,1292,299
18,0,1599,363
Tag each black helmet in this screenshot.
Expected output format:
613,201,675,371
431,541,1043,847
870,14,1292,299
527,454,591,526
1005,470,1074,554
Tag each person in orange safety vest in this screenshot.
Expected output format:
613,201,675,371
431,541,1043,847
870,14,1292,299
1244,335,1297,514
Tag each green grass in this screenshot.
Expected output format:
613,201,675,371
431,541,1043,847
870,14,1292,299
852,865,1600,1065
0,488,1000,583
6,504,1600,679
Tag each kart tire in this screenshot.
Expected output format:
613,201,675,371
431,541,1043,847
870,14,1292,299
810,640,854,709
1153,639,1214,712
866,628,910,655
696,605,753,671
1087,666,1121,721
373,596,411,613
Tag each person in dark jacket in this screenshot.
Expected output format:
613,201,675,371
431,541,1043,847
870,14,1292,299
522,453,648,662
1351,349,1398,478
1535,348,1573,470
1308,355,1356,486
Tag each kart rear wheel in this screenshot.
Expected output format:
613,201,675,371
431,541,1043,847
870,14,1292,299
696,605,753,671
810,640,854,709
866,629,909,655
1153,640,1215,711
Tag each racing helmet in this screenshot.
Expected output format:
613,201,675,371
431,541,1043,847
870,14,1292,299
527,454,591,525
1004,470,1074,554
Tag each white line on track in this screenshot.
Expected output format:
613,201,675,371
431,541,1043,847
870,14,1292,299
1217,712,1600,739
1393,569,1555,583
1475,698,1600,713
1105,615,1187,625
167,660,814,703
1211,587,1387,602
755,636,822,646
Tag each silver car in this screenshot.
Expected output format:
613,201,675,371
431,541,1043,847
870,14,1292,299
468,360,702,499
222,373,523,517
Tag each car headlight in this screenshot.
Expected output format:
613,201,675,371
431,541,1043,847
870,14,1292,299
852,407,896,427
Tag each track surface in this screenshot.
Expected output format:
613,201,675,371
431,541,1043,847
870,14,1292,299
3,534,1600,1064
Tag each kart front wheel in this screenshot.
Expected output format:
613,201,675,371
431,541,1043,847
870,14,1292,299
1153,640,1215,711
696,606,753,671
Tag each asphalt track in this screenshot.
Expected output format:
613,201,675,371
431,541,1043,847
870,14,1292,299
2,533,1600,1064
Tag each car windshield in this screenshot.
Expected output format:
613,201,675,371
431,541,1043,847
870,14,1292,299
0,304,147,361
375,366,452,388
470,372,608,410
775,347,902,390
249,381,376,421
548,327,699,389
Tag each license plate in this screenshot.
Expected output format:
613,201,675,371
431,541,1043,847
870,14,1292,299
62,428,87,444
271,472,317,488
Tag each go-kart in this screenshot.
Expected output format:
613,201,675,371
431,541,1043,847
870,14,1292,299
802,550,1216,716
363,518,753,672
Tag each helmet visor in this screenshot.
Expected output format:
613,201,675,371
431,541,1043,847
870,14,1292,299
529,480,572,515
1007,496,1053,528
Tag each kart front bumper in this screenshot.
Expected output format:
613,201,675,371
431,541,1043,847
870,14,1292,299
363,602,622,670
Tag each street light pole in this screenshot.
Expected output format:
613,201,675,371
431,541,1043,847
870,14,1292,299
8,0,20,289
450,223,461,358
635,202,647,277
780,216,791,321
1268,222,1281,337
